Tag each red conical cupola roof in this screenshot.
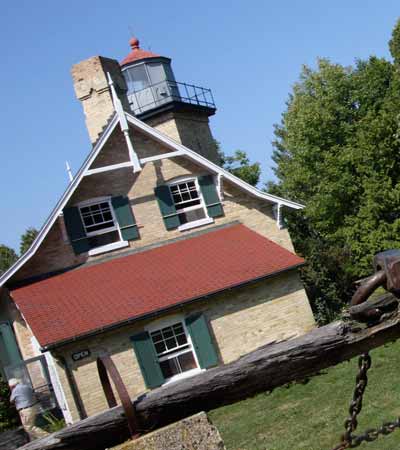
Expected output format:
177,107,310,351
120,37,160,66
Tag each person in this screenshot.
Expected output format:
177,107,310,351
8,378,48,441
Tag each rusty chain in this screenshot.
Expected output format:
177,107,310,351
331,250,400,449
332,353,371,450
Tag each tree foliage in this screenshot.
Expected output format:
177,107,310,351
0,378,19,432
217,142,261,187
20,227,38,255
270,20,400,322
0,245,18,276
0,227,38,275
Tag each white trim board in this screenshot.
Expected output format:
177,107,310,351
0,109,304,287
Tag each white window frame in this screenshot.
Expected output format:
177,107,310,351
146,315,203,385
77,197,128,256
167,177,214,232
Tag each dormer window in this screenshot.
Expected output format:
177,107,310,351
63,196,139,256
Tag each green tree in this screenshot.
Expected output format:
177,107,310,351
269,20,400,322
217,142,261,187
0,245,18,276
19,227,38,255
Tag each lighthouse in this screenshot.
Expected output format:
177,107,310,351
72,37,220,164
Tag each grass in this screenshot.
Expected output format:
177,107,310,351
209,340,400,450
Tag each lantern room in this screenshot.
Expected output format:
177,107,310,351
120,38,216,119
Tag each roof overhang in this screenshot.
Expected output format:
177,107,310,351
10,224,305,350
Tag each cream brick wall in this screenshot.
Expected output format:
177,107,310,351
1,289,36,361
146,111,220,164
50,270,314,421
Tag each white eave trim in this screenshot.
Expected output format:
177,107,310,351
124,112,304,210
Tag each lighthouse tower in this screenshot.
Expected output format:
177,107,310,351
72,38,220,164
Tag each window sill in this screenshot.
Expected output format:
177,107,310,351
178,217,214,232
88,240,129,256
162,368,205,386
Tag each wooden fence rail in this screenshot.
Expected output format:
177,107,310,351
18,294,400,450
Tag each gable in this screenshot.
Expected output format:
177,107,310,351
0,109,303,288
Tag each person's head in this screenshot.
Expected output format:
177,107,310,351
8,378,20,390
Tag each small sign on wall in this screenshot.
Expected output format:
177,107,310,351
72,349,91,362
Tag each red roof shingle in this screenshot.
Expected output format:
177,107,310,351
11,224,304,347
120,37,160,66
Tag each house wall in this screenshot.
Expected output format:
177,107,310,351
13,127,294,282
49,269,314,421
146,111,220,164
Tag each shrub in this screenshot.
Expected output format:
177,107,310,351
0,378,19,432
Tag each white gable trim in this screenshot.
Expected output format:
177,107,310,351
0,114,119,287
0,109,304,288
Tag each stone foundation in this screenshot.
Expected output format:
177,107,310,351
109,412,226,450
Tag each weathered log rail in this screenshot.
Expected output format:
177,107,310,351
17,294,400,450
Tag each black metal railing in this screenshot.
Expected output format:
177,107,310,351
127,80,216,115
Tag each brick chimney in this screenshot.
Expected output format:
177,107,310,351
71,56,126,144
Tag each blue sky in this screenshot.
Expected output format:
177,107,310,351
0,1,399,251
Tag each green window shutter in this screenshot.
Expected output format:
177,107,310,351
130,331,164,389
111,196,139,241
198,175,224,218
154,185,180,230
0,322,21,366
185,313,218,369
63,207,90,255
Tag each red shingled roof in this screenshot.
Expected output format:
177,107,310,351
120,37,160,66
11,224,304,348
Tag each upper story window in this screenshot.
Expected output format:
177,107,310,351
169,179,208,226
150,321,198,381
63,195,139,256
154,175,224,232
78,199,122,252
80,201,114,233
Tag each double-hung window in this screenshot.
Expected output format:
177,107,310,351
79,199,121,249
169,179,211,229
150,321,199,382
154,175,224,232
63,195,138,256
77,198,130,255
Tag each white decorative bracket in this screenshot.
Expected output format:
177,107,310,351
273,203,284,229
107,73,141,173
65,161,73,182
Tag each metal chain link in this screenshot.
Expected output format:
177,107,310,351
332,353,371,450
332,352,400,449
